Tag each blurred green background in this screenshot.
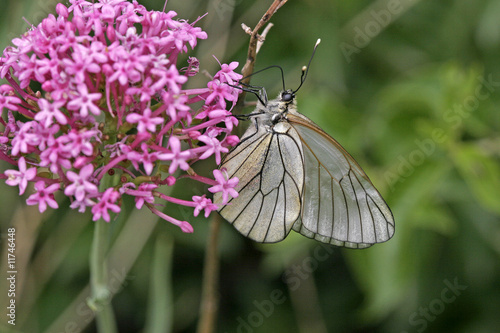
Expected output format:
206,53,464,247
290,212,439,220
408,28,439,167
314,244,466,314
1,0,499,332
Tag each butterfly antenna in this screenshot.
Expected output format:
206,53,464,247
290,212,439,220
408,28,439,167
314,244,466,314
239,65,286,93
236,65,286,105
293,38,321,94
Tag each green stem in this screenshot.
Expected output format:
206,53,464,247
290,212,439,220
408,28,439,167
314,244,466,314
88,174,118,333
88,218,117,333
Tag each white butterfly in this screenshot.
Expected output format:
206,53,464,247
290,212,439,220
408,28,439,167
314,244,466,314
214,44,395,249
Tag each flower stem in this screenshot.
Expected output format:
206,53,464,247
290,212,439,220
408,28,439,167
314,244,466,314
88,218,117,333
196,215,222,333
88,174,118,333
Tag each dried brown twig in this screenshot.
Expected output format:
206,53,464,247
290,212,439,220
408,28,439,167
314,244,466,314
241,0,288,85
196,2,288,333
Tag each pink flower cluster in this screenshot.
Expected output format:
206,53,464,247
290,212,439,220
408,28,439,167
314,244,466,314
0,0,241,232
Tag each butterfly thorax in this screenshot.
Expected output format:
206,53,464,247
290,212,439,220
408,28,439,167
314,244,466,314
254,90,297,131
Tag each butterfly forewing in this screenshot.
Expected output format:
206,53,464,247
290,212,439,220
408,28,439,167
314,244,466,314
215,119,304,243
287,112,395,248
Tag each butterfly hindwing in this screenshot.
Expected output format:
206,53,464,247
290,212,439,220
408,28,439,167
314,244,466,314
288,113,395,248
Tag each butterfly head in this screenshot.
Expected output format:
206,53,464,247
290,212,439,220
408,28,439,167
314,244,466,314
280,90,295,103
263,89,296,125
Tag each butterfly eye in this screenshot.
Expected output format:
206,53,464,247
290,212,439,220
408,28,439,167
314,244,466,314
281,92,294,102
